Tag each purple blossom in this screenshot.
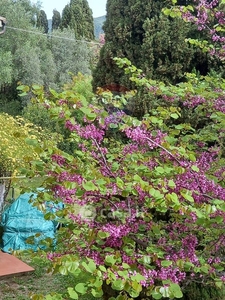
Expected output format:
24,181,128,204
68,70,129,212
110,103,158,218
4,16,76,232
67,123,105,143
183,95,206,108
51,154,66,166
213,97,225,113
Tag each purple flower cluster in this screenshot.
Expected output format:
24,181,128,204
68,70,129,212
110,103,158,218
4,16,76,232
78,124,105,143
58,99,68,105
213,97,225,113
140,266,186,286
102,224,131,248
124,126,166,149
183,95,206,108
44,22,225,290
56,172,83,184
51,154,66,166
104,111,125,128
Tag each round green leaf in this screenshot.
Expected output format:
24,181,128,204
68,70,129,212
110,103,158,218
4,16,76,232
75,283,87,295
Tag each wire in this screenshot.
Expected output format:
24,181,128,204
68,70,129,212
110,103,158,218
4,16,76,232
0,175,47,180
0,176,26,180
6,26,101,46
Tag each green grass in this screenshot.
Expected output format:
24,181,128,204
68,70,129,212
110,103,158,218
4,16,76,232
0,255,100,300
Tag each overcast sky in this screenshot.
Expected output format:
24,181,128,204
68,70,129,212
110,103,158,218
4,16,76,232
38,0,107,19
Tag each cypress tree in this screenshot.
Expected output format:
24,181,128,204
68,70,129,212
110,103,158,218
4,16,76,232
37,9,48,33
92,0,218,90
70,0,84,38
52,9,61,31
141,14,206,84
92,0,133,90
81,0,94,40
60,0,94,40
60,4,71,29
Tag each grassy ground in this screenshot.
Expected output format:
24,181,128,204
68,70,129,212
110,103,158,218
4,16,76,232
0,255,99,300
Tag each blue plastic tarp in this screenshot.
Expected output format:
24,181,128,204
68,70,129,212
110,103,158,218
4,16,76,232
1,192,61,253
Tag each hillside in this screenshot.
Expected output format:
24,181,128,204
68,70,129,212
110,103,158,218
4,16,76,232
94,15,105,39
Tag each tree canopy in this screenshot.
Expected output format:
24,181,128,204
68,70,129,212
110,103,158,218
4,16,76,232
1,1,225,299
0,0,92,114
92,0,221,90
60,0,94,40
52,9,61,31
37,9,48,33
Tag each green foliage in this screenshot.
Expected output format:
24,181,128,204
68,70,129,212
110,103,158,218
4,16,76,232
0,0,46,105
6,2,225,300
39,49,57,90
37,10,48,34
22,103,59,133
0,0,93,109
0,113,38,176
0,112,57,171
22,101,75,155
182,282,225,300
142,15,209,84
0,111,59,201
0,0,37,105
92,0,221,91
14,41,44,87
48,28,91,87
0,49,13,86
52,9,61,31
19,58,225,299
22,73,94,154
63,73,94,101
60,0,94,40
0,95,23,116
60,4,71,29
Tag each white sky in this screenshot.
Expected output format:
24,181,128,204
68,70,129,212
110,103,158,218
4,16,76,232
38,0,107,19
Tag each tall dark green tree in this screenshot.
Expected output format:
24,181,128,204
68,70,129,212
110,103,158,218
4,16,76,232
92,0,218,90
37,9,48,33
52,9,61,31
60,0,94,40
60,4,71,29
78,0,94,40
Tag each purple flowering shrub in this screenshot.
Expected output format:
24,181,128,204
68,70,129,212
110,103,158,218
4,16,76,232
20,1,225,299
24,58,225,299
164,0,225,60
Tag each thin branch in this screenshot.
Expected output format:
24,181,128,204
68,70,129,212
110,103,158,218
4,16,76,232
87,193,118,209
128,233,148,248
200,193,214,200
144,137,217,203
144,136,181,165
92,138,116,178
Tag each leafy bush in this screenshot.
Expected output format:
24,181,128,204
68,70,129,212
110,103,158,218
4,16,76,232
17,1,225,299
22,74,94,155
19,59,225,299
0,112,58,204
